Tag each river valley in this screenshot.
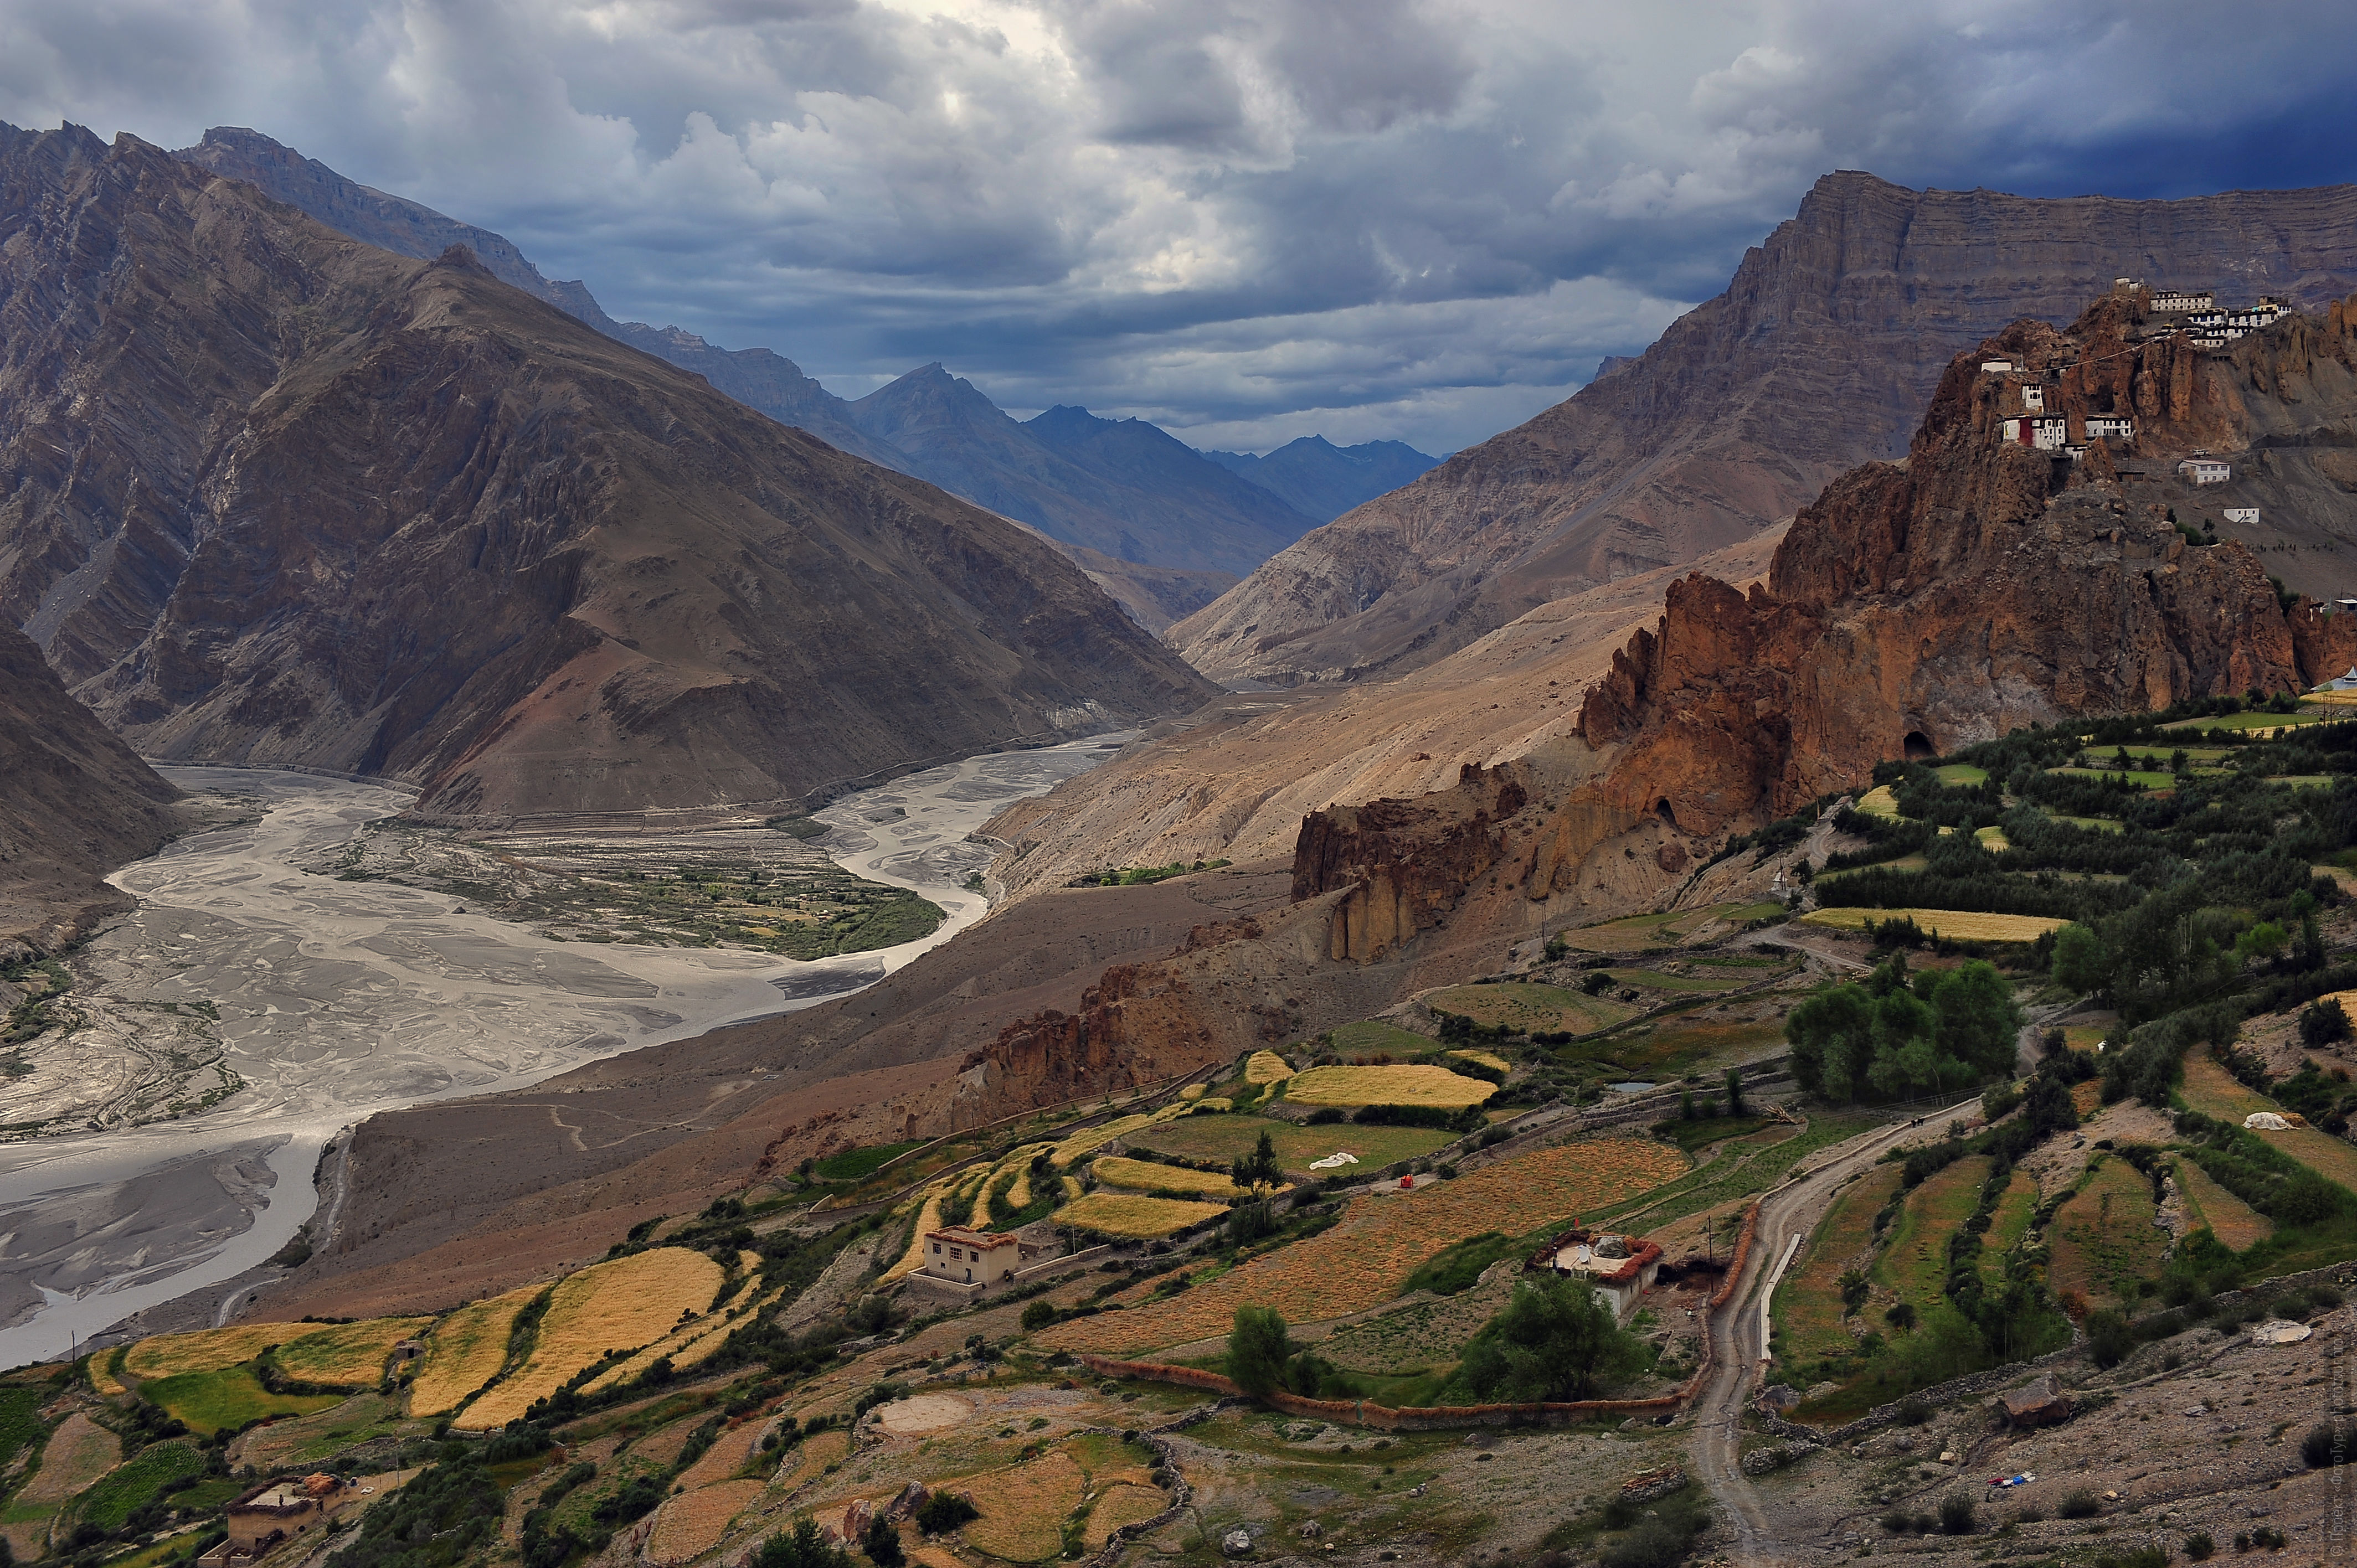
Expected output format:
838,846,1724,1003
0,736,1127,1368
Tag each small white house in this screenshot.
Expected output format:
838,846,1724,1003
922,1225,1023,1290
1980,359,2014,374
2025,414,2070,452
2223,507,2260,525
2179,457,2232,484
2019,385,2045,411
2087,414,2134,441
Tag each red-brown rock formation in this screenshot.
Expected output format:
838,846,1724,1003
1290,763,1530,962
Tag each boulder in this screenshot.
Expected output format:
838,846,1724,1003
2001,1374,2073,1428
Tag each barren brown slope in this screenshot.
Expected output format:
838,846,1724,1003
0,123,1214,819
0,622,182,958
1177,171,2357,686
988,526,1782,904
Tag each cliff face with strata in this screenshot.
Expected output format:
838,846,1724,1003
1178,172,2357,687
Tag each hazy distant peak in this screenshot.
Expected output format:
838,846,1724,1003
1201,434,1440,522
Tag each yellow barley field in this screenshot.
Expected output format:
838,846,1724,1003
1053,1192,1228,1239
90,1348,131,1398
1283,1063,1496,1108
1856,786,1901,818
408,1285,543,1417
881,1179,956,1286
1244,1050,1296,1085
961,1449,1087,1563
1051,1103,1193,1168
586,1256,768,1393
1797,907,2067,942
123,1324,287,1380
1448,1049,1512,1073
460,1247,723,1428
1039,1137,1686,1355
1088,1157,1257,1199
2175,1159,2273,1251
274,1317,434,1387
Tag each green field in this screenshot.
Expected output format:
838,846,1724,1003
1557,1015,1786,1079
1778,1165,1903,1363
75,1441,205,1529
1422,983,1636,1034
1557,902,1784,954
1601,967,1747,994
1816,853,1928,882
2048,1156,2165,1310
2264,775,2337,789
2053,815,2123,833
0,1385,44,1473
1872,1157,1990,1314
1327,1020,1440,1055
1932,764,1988,786
811,1139,931,1182
1118,1113,1455,1174
139,1365,343,1435
2050,767,2179,790
2162,710,2332,731
1978,1170,2039,1287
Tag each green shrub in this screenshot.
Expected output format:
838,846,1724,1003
914,1494,979,1535
2301,1417,2357,1468
2185,1531,2216,1560
2057,1489,2101,1519
1938,1493,1976,1534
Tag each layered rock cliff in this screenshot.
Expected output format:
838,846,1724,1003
0,123,1214,819
1177,171,2357,686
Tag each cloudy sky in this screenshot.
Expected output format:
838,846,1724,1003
6,1,2354,455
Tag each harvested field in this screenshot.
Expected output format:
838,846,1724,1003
1874,1158,1990,1314
461,1247,724,1428
1082,1484,1165,1549
881,1179,955,1286
1089,1157,1252,1199
1797,907,2066,942
2175,1159,2273,1251
1038,1137,1686,1354
2180,1053,2357,1195
961,1448,1087,1562
1119,1115,1454,1174
1778,1164,1902,1364
123,1325,285,1380
9,1410,117,1530
589,1258,770,1392
1053,1192,1227,1239
775,1429,850,1494
1244,1050,1296,1085
89,1349,129,1399
409,1285,542,1416
1448,1049,1512,1073
274,1317,433,1388
645,1478,763,1565
1421,983,1634,1036
2049,1156,2166,1310
1283,1064,1495,1109
1857,786,1900,818
1003,1143,1054,1211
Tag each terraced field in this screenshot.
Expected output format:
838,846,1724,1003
1421,983,1634,1035
1055,1192,1229,1238
409,1285,543,1416
2179,1053,2357,1196
1119,1115,1455,1174
1779,1165,1903,1363
1283,1064,1496,1108
460,1247,724,1428
274,1317,432,1386
2048,1156,2166,1310
1798,907,2067,942
1979,1170,2039,1286
1873,1157,1991,1315
2175,1159,2273,1251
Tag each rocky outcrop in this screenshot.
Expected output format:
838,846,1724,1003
0,622,182,957
1179,171,2357,687
1291,764,1530,962
0,123,1215,820
1567,290,2357,843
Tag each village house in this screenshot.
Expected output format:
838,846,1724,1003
2019,384,2045,411
2224,507,2259,525
2003,412,2070,452
924,1225,1024,1288
219,1474,343,1555
1527,1226,1662,1321
2179,457,2232,484
2086,414,2134,441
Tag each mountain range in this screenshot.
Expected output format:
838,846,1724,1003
1176,171,2357,685
172,127,1434,631
0,123,1213,822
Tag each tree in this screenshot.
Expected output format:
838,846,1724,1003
1228,1305,1291,1397
2300,998,2352,1048
1229,1131,1282,1199
1723,1067,1746,1119
1929,960,2025,1077
1457,1274,1643,1403
2051,922,2109,997
861,1515,904,1568
1787,984,1876,1100
2235,921,2288,969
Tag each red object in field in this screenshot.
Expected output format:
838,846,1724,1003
1400,1175,1414,1189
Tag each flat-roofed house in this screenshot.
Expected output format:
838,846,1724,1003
1529,1227,1663,1321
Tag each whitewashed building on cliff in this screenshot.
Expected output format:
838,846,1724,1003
2179,457,2232,484
2087,414,2134,441
2152,288,2215,313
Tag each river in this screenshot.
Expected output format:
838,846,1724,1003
0,736,1126,1368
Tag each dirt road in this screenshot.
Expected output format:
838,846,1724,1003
1687,1102,1977,1564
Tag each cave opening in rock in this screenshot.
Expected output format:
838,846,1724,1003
1903,731,1936,762
1655,798,1677,828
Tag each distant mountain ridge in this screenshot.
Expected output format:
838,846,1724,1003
1176,170,2357,686
1200,436,1440,522
1,122,1214,820
171,127,1339,630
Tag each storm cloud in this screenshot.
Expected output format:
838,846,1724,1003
6,0,2353,453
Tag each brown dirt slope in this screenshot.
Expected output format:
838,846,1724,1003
0,123,1213,823
1177,171,2357,687
0,621,182,958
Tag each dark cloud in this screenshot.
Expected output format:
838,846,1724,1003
2,1,2351,455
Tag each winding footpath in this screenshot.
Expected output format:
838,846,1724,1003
1687,1104,1979,1564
